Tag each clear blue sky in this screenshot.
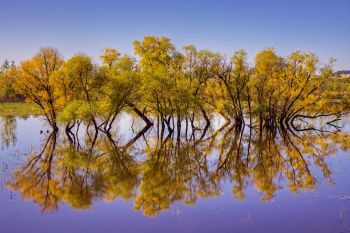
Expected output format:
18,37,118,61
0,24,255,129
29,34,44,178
0,0,349,70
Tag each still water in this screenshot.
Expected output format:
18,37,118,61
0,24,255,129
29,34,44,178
1,114,350,233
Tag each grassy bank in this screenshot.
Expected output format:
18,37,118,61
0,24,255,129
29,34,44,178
0,102,42,117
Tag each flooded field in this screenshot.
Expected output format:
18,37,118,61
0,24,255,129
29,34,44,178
1,114,350,233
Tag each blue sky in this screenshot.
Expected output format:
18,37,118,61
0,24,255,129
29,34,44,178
0,0,349,70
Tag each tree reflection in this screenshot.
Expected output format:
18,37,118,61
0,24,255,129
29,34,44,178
134,132,220,216
0,116,17,148
6,117,350,215
7,132,58,212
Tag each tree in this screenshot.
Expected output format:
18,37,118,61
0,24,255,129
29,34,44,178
55,54,103,133
100,47,121,68
98,54,143,132
0,59,22,102
9,48,64,130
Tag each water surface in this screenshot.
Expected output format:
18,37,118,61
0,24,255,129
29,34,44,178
1,115,350,233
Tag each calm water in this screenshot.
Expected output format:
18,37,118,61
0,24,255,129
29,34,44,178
1,114,350,233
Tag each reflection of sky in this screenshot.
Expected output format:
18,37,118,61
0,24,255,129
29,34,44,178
0,116,48,164
0,116,350,233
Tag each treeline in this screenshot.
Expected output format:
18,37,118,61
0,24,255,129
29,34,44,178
1,36,346,131
0,59,24,102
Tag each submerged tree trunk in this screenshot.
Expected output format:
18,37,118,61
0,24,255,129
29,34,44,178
127,102,153,125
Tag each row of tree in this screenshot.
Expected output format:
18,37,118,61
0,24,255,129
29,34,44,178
1,36,346,131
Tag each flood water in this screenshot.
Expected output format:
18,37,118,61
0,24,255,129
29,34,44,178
1,114,350,233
